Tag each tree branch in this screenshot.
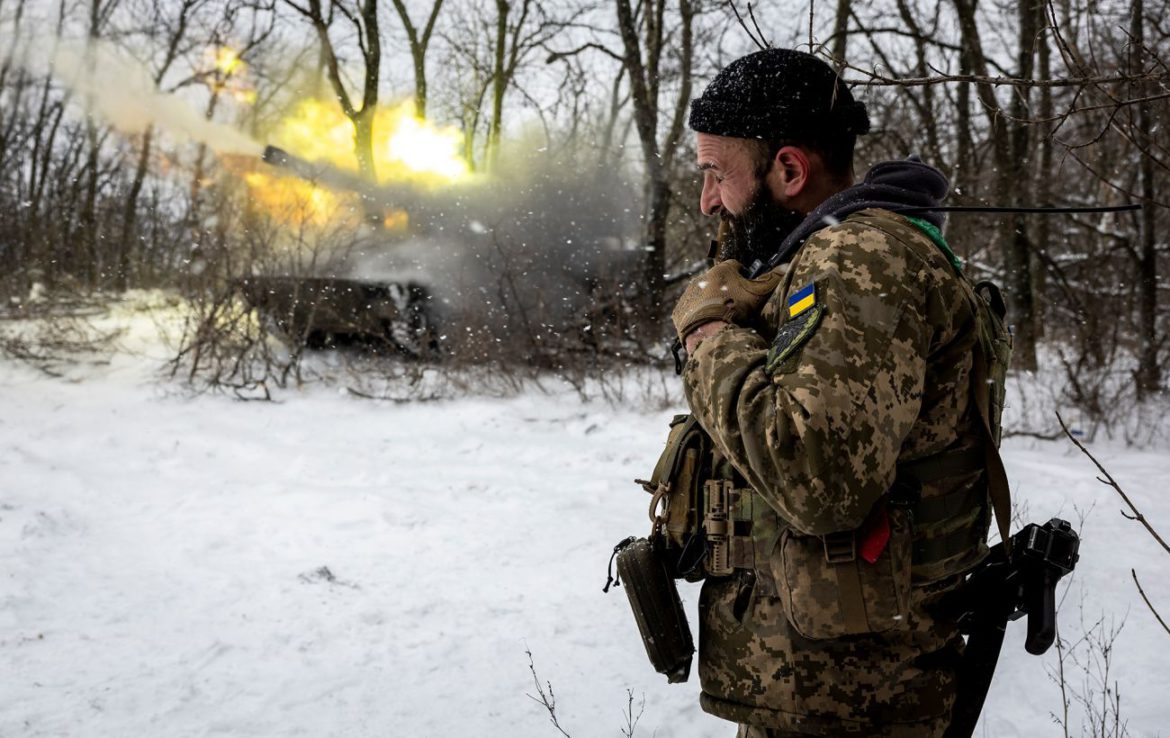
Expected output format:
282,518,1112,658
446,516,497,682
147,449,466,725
545,42,625,64
1132,569,1170,637
1057,412,1170,555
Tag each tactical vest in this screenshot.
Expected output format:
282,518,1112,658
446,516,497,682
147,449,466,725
641,221,1014,639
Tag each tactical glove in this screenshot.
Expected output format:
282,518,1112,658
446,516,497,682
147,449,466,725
671,260,785,343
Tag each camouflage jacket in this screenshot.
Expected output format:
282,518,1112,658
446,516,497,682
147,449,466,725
682,208,981,734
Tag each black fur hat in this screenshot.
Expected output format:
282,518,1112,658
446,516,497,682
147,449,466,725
688,48,870,140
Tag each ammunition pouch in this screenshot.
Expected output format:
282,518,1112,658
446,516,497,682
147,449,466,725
639,414,778,583
773,507,913,640
612,537,695,683
638,414,712,579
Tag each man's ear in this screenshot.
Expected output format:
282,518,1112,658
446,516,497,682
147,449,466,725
769,146,811,199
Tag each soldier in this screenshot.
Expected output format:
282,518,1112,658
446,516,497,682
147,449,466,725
670,49,997,737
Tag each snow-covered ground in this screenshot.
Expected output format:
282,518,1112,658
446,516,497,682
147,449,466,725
2,306,1168,737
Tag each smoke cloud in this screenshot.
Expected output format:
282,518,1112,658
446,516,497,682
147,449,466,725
0,33,262,156
336,153,643,328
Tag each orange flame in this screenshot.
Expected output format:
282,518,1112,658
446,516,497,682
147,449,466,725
204,45,256,103
237,99,469,227
241,171,354,227
269,99,469,186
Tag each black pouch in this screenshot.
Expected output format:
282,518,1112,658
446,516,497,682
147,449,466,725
614,537,694,683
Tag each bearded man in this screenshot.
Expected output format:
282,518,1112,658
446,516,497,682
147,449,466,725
670,48,995,737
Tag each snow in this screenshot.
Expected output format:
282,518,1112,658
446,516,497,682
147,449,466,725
2,309,1169,737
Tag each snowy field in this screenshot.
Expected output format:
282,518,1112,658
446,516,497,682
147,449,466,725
3,307,1169,737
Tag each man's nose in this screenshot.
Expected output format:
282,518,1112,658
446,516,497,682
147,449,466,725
700,178,722,217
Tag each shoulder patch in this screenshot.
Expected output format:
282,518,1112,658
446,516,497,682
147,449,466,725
787,282,817,317
766,301,825,375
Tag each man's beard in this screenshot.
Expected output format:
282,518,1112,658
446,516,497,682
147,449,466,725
717,184,806,267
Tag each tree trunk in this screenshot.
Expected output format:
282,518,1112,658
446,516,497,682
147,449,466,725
80,0,103,288
119,126,152,290
1131,0,1162,396
954,48,973,205
831,0,851,70
389,0,444,118
954,0,1038,370
1033,12,1053,338
188,91,221,222
614,0,693,311
644,175,669,303
353,107,376,182
487,0,508,171
298,0,381,182
1003,0,1039,370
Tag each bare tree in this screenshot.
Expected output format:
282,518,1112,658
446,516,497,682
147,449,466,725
78,0,125,288
388,0,445,118
1129,0,1162,397
285,0,382,180
116,0,207,289
614,0,696,307
444,0,580,170
952,0,1040,370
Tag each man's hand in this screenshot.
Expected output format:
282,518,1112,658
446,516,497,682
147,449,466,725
671,259,785,349
685,319,729,354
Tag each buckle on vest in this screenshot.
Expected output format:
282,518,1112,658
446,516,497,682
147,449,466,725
889,474,922,509
822,531,857,564
704,479,733,577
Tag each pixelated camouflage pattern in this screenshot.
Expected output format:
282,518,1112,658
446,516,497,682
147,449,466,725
698,571,962,734
681,208,986,732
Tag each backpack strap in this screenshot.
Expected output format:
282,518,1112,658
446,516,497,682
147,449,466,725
970,349,1014,555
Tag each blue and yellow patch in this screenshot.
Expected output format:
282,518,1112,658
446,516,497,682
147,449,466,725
787,283,817,317
767,282,824,375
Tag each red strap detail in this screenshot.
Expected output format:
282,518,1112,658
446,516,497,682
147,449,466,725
858,505,891,564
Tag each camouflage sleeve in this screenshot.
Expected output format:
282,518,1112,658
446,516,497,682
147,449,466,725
682,221,933,536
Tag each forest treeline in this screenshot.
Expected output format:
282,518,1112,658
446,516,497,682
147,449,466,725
0,0,1166,419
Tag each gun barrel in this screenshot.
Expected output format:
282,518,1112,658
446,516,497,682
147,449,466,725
261,145,291,168
261,145,362,191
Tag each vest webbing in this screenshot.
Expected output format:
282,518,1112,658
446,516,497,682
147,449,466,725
903,214,1014,556
894,442,994,566
889,308,1013,560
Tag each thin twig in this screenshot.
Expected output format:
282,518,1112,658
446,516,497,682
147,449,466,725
808,0,814,51
1057,412,1170,555
1131,569,1170,637
525,648,572,738
1056,628,1072,738
746,3,769,49
1003,428,1065,441
621,688,645,738
727,1,767,51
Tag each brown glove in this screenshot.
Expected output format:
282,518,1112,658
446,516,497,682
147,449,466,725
670,260,785,343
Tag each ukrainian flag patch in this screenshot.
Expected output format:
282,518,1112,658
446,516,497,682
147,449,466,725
766,301,824,375
787,283,817,317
